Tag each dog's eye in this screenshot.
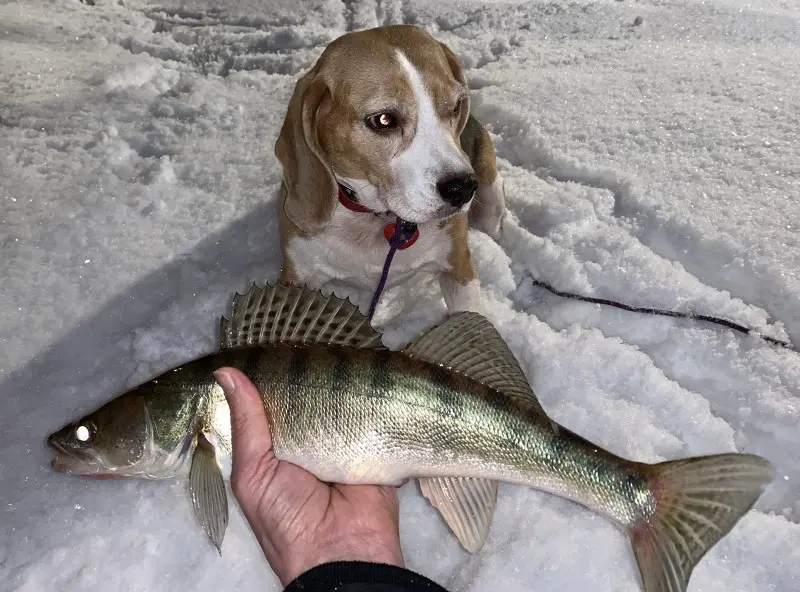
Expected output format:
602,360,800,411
366,112,398,131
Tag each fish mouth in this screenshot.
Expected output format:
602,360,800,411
47,435,112,477
49,450,95,474
49,452,126,479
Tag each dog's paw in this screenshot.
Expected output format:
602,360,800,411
441,277,485,315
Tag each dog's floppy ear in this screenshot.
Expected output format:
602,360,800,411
275,69,336,234
438,41,470,137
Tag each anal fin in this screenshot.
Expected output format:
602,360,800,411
189,433,229,554
419,476,498,553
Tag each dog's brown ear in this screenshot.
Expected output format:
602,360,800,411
438,41,470,137
275,70,336,234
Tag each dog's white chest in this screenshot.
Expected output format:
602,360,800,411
286,210,451,291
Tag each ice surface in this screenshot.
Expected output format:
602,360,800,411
1,0,798,591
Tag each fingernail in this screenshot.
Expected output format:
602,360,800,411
213,369,235,396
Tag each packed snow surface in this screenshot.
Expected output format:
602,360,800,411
1,0,798,591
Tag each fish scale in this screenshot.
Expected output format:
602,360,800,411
47,282,775,592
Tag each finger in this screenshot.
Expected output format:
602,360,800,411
214,367,275,476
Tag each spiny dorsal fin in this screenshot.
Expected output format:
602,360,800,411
419,476,498,553
403,312,556,431
219,282,385,350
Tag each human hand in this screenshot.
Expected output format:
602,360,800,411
213,367,405,586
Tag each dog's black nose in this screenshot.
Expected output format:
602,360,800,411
437,173,478,208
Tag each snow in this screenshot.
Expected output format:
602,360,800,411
1,0,798,590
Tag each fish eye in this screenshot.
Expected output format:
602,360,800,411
75,424,94,442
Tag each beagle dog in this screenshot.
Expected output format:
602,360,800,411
275,25,507,317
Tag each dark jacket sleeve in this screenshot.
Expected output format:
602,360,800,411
283,561,450,592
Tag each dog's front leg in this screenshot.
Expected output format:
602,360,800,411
280,258,299,285
440,215,484,314
470,173,507,239
440,270,483,314
439,233,485,316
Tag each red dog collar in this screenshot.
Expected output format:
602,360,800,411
337,183,419,250
337,183,373,214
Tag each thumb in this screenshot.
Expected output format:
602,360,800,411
214,367,277,485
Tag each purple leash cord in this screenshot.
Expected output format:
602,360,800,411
366,217,418,321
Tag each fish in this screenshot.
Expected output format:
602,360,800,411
46,281,774,592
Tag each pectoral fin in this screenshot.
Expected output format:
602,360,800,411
189,433,229,554
419,476,498,553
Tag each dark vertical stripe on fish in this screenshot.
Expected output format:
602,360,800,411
198,351,225,382
242,346,266,382
425,362,464,422
330,349,351,398
284,346,310,422
370,349,394,397
287,346,310,388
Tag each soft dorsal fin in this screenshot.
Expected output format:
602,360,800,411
219,282,385,350
419,476,498,553
402,312,556,430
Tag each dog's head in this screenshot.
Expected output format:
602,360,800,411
275,25,476,232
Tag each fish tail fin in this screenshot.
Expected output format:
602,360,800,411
631,453,774,592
